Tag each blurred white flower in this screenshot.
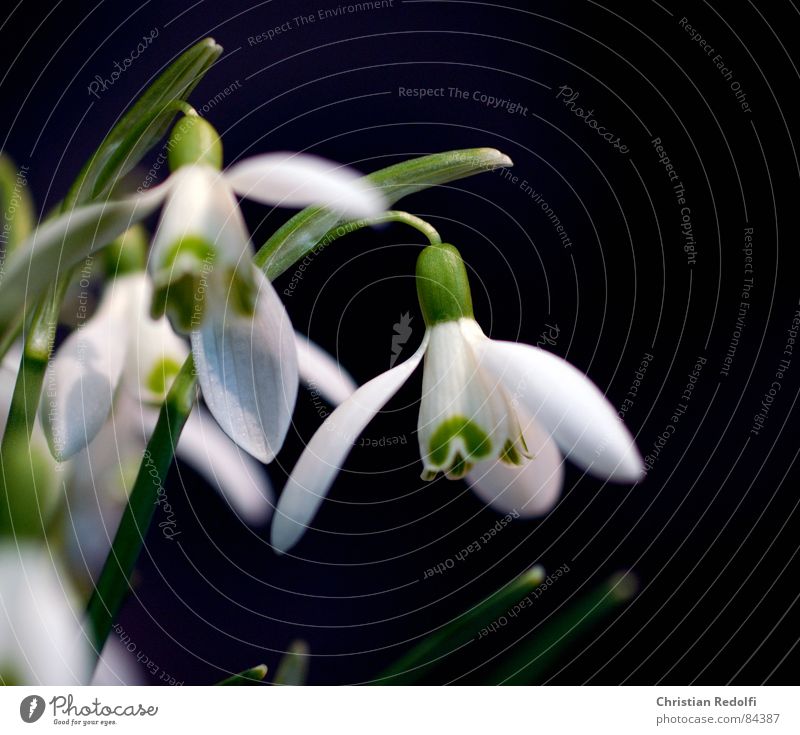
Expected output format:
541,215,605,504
0,542,91,685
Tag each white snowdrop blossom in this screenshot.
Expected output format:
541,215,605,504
0,542,92,685
271,243,644,553
20,114,383,467
41,271,359,579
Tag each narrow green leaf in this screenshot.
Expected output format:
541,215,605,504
485,572,639,685
0,155,34,256
376,565,544,685
216,664,268,686
0,188,165,329
66,38,221,207
254,148,513,280
273,640,310,685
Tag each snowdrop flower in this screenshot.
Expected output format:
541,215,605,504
147,115,382,462
42,268,358,579
0,541,91,685
272,243,644,552
12,114,383,466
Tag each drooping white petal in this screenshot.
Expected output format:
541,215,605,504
120,273,190,404
0,543,91,685
150,164,253,271
177,407,275,525
417,320,520,477
191,267,298,463
468,417,564,517
271,335,429,554
476,340,644,482
91,637,146,685
0,184,168,327
40,279,132,461
63,393,154,585
225,152,385,218
295,333,357,407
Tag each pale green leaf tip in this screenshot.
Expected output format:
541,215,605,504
608,570,639,601
524,564,546,586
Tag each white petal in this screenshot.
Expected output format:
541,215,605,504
476,340,644,482
0,184,167,327
295,333,357,407
150,165,252,271
177,406,275,524
40,280,132,461
418,320,518,475
0,543,91,685
468,417,564,517
271,335,429,554
120,273,190,404
91,637,146,685
225,153,385,218
191,267,298,463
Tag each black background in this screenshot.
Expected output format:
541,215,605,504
2,0,799,684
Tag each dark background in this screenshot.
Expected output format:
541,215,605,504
2,0,799,684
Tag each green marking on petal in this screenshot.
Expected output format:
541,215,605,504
500,438,529,466
161,235,217,272
152,236,217,332
146,357,183,398
428,415,492,471
226,266,258,316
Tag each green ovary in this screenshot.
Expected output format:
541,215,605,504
427,415,493,477
146,357,183,398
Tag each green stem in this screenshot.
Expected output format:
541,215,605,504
85,356,197,654
0,272,71,533
253,210,441,275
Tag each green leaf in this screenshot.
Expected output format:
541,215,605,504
66,38,221,207
0,155,34,256
485,572,639,685
273,640,310,685
0,188,165,329
254,148,513,280
376,565,544,685
216,664,269,686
